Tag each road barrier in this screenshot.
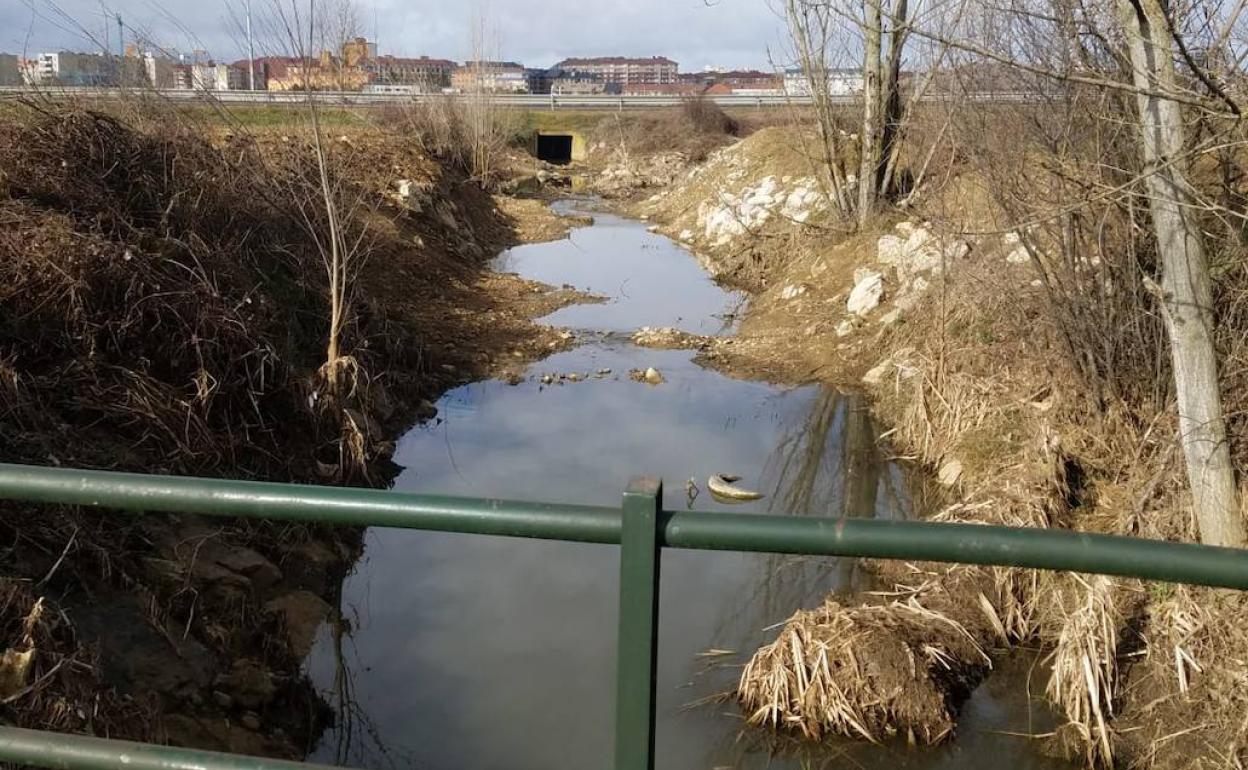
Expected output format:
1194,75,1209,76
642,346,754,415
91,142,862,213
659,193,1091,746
0,85,1045,109
0,461,1245,769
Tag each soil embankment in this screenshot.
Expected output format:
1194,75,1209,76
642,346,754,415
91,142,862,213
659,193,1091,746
0,102,585,757
631,125,1248,768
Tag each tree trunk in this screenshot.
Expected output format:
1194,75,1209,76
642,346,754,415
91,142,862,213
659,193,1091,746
878,0,908,198
1117,0,1245,547
858,0,884,226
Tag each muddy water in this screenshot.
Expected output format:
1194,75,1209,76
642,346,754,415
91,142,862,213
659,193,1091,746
304,205,1074,769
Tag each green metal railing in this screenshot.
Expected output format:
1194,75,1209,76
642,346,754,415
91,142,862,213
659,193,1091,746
0,461,1246,770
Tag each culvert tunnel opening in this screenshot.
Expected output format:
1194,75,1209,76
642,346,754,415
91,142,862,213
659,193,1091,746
536,134,574,165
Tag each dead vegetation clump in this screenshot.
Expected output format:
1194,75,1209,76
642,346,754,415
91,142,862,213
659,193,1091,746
0,105,327,473
1115,586,1248,769
0,579,157,739
739,580,994,745
374,96,520,189
0,102,506,477
596,98,739,165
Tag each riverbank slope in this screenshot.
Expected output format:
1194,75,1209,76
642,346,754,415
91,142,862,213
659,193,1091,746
0,102,584,757
634,124,1248,768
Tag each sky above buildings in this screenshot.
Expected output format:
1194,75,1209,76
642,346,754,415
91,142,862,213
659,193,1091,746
3,0,793,71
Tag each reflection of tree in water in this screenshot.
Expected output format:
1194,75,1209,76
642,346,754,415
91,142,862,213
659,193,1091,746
692,387,916,769
316,593,421,769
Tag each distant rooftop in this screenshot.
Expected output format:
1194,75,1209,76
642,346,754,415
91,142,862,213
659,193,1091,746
375,55,455,67
557,56,677,66
460,60,524,69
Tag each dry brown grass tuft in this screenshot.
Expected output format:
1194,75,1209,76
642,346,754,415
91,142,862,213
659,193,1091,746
1046,576,1124,767
738,573,998,746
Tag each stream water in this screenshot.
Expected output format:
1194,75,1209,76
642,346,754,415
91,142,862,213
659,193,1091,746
304,204,1074,769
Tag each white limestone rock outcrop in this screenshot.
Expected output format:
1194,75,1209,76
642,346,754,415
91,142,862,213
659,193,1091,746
877,222,969,284
847,270,885,316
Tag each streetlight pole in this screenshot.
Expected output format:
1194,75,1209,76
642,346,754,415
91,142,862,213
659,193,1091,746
246,0,256,91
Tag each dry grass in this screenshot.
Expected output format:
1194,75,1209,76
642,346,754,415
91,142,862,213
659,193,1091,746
738,588,991,745
0,579,157,738
1046,576,1125,767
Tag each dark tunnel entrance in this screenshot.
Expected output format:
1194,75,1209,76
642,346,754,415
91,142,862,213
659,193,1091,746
536,134,574,164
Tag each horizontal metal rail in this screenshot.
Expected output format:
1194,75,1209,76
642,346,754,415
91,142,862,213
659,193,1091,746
0,726,339,770
1,460,1246,770
0,85,1048,109
1,462,1246,590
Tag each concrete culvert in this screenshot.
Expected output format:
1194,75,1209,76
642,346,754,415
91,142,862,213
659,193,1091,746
536,134,574,164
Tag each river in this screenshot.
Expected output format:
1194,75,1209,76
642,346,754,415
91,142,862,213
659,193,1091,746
302,202,1074,770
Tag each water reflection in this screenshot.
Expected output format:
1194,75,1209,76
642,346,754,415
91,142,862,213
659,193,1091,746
303,206,1073,770
494,208,741,334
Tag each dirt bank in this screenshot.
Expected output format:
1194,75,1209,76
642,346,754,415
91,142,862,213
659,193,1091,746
0,102,587,757
635,125,1248,768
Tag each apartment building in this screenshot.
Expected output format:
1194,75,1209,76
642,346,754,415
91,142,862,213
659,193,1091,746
0,54,20,86
784,68,864,96
367,55,454,91
451,61,528,93
553,56,678,86
29,52,116,86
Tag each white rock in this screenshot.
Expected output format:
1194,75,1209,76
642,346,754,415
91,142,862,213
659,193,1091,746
847,271,885,316
780,284,809,300
878,226,968,282
678,229,694,243
938,459,964,486
879,308,902,325
862,360,893,386
1006,243,1030,264
876,234,905,266
643,367,665,385
835,319,855,337
396,179,413,198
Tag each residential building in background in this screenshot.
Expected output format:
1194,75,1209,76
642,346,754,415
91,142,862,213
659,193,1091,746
251,57,297,90
623,82,732,97
680,69,782,93
0,54,21,86
452,61,528,93
553,56,678,86
784,68,863,96
226,60,266,90
143,52,178,89
7,39,809,98
267,50,370,91
342,37,377,68
29,52,116,86
525,67,555,94
550,73,610,95
366,55,453,91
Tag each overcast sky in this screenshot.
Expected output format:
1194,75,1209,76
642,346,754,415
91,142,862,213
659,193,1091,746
4,0,793,71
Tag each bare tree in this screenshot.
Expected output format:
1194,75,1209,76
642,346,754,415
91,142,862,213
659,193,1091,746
270,0,371,391
1116,0,1245,547
782,0,857,216
463,6,508,185
782,0,951,226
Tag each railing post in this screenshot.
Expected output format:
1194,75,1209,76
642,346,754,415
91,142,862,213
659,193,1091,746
615,476,662,770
